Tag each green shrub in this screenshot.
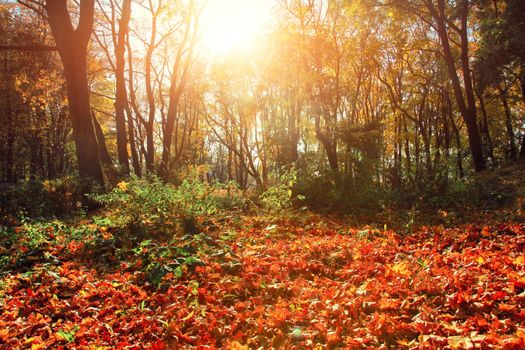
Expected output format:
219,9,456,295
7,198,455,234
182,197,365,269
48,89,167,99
0,220,72,273
129,238,206,287
259,167,304,214
91,175,178,235
91,174,243,237
468,172,517,209
175,177,235,218
0,177,85,222
293,168,384,215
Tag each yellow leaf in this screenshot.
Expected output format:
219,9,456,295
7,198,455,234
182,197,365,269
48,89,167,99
182,310,194,321
230,341,249,350
391,261,411,276
0,329,9,341
513,256,525,265
117,181,128,191
448,336,473,349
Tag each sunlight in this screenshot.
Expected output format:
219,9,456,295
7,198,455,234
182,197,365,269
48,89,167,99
200,0,273,56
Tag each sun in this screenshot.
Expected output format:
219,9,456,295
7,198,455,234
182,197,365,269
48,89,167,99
200,0,273,56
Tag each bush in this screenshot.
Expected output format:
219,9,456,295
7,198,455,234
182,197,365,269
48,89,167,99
0,220,73,273
0,177,85,222
259,167,304,214
468,171,517,209
293,169,384,215
175,177,243,218
91,175,177,235
91,174,243,237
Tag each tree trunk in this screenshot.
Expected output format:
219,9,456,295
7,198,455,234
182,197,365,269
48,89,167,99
403,116,412,183
124,34,142,176
519,78,525,160
158,15,195,179
520,132,525,161
63,47,105,186
315,116,339,172
125,107,141,176
113,0,132,174
144,7,157,173
92,111,113,167
450,116,465,179
501,92,517,161
477,90,495,163
288,102,300,164
145,122,155,172
45,0,104,189
3,52,15,182
432,0,485,172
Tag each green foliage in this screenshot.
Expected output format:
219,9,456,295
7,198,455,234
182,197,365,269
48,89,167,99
0,177,85,222
129,238,206,287
0,213,211,288
396,168,517,211
57,327,79,343
259,167,303,214
0,220,70,273
466,169,518,209
175,176,243,218
294,168,383,214
476,0,525,87
91,174,243,236
378,164,525,227
90,175,179,235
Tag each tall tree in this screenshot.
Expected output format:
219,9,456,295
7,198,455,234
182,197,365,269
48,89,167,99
426,0,485,171
21,0,105,187
476,0,525,160
159,0,200,178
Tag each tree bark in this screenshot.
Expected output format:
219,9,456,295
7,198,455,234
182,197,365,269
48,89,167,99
520,132,525,161
144,12,157,173
476,89,495,163
430,0,485,172
113,0,132,174
315,115,339,172
45,0,105,188
159,11,195,179
92,110,113,167
450,116,465,179
518,78,525,160
3,52,15,182
125,33,143,175
500,91,517,161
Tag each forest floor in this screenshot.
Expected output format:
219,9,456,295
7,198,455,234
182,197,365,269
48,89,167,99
0,215,524,349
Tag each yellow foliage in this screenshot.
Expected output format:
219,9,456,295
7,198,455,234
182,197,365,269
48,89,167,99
391,261,411,276
117,181,128,191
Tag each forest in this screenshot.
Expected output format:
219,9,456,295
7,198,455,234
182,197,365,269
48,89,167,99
0,0,524,348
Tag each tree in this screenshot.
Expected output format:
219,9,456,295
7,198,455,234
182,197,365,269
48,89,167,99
1,4,71,181
427,0,485,171
476,0,525,161
20,0,105,188
159,0,201,179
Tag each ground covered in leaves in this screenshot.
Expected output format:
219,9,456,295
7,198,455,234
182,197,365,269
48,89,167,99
1,217,524,349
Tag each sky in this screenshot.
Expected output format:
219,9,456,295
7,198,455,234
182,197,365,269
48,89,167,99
199,0,277,56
